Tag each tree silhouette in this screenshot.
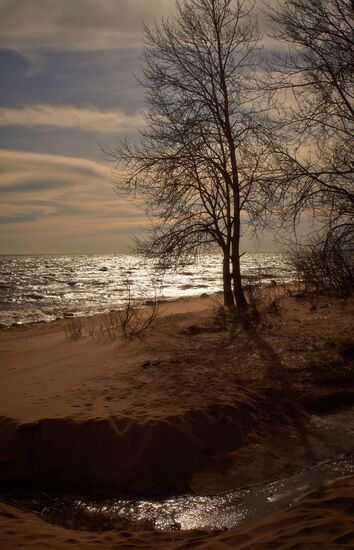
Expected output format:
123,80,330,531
267,0,353,250
110,0,274,308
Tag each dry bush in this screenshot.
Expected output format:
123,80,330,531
244,291,284,330
97,310,121,341
288,234,353,298
64,277,161,343
115,277,161,341
245,268,285,323
64,318,82,341
209,282,285,331
209,294,233,329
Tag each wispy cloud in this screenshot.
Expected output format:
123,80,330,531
0,149,148,253
0,104,143,133
0,149,111,188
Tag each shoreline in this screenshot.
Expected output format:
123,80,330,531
0,292,216,329
1,281,300,330
0,251,296,327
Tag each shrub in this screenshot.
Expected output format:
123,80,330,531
64,277,161,342
288,233,353,297
64,317,82,340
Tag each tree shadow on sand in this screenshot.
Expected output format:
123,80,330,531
229,312,325,479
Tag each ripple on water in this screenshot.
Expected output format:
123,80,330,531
0,253,297,326
3,455,353,533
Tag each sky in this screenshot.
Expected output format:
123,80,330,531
0,0,282,255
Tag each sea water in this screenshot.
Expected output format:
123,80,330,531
0,253,296,326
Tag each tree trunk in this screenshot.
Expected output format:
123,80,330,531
213,11,248,310
232,207,248,309
223,251,234,306
232,253,247,308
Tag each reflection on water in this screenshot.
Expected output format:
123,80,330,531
0,253,296,326
76,492,248,531
75,455,353,531
4,455,354,533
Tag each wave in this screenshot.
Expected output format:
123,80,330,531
0,253,295,326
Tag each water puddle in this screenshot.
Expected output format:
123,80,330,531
3,454,354,533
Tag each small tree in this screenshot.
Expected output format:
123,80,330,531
110,0,274,308
266,0,354,249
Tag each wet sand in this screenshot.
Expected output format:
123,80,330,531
0,289,353,547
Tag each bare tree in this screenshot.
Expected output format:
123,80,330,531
265,0,354,249
109,0,274,308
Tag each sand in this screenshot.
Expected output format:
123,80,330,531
0,288,353,547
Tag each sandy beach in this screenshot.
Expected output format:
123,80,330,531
1,0,352,546
1,288,353,548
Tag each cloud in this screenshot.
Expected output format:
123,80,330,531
0,213,37,224
0,149,142,216
0,149,148,253
0,0,278,53
0,148,111,188
0,0,176,51
0,179,71,194
0,104,144,133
